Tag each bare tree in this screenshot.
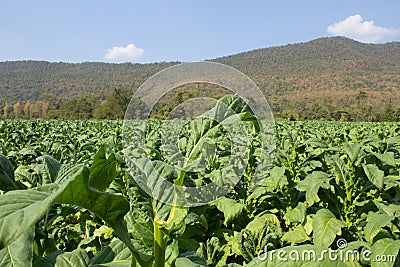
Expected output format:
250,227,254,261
3,102,10,119
24,101,32,119
13,102,21,119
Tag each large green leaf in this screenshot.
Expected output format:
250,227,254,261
312,209,345,248
0,225,34,267
166,205,188,232
197,237,230,266
285,203,307,224
37,155,61,185
0,154,18,191
331,154,347,186
91,239,132,266
89,146,118,191
175,257,207,267
0,185,61,249
362,164,384,190
364,213,394,243
175,251,208,266
270,166,287,190
33,251,64,267
213,197,246,225
165,240,179,267
127,158,177,205
54,166,128,225
343,143,361,163
54,166,151,266
111,221,153,267
124,210,154,253
371,152,396,167
0,164,130,252
373,201,400,217
165,94,255,172
246,213,280,233
54,249,91,267
370,238,400,267
296,172,331,206
203,94,258,129
216,94,255,116
281,225,310,245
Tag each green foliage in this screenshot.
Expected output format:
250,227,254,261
93,88,132,119
0,116,400,266
51,93,101,119
312,209,345,248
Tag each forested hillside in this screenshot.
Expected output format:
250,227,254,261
215,37,400,120
1,37,399,120
0,61,178,101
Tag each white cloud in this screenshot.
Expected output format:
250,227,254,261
327,14,400,43
104,44,144,62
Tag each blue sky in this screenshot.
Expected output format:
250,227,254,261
1,0,399,63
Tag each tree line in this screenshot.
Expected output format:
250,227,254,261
1,88,399,121
0,88,129,120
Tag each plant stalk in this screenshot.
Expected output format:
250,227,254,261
153,218,166,267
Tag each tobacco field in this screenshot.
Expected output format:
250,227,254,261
0,96,399,266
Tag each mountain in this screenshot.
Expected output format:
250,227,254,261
0,61,178,101
214,37,400,119
1,37,399,120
